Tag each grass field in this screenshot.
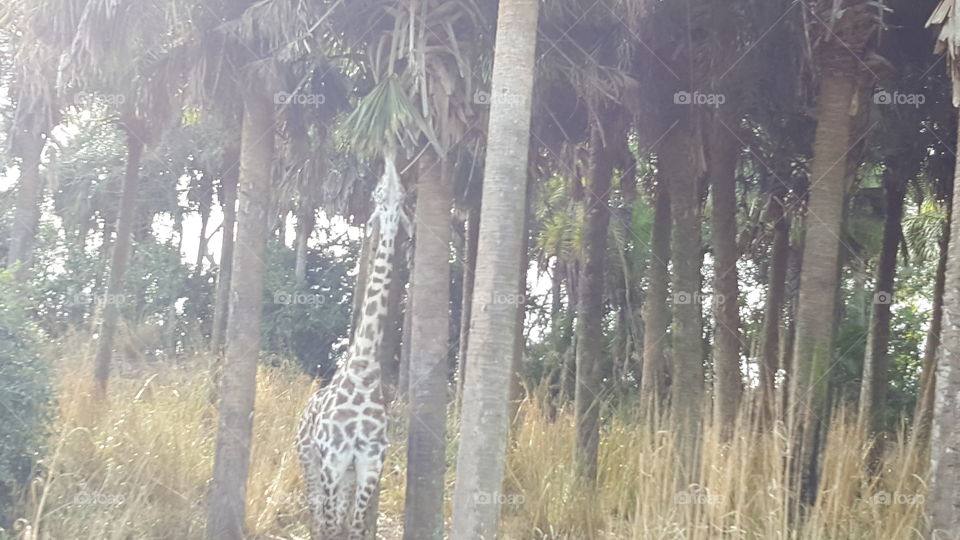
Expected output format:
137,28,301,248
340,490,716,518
11,342,929,539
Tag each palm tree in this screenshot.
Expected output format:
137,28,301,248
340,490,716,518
35,0,185,396
210,133,240,352
923,1,960,534
450,0,539,536
207,83,276,540
640,179,671,409
4,2,60,281
787,0,880,505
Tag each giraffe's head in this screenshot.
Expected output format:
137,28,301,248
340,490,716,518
368,150,411,242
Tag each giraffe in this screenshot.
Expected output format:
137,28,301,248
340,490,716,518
297,151,410,539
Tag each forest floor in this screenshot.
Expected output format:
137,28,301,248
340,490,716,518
12,338,929,539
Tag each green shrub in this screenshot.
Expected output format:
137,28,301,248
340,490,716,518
0,273,52,527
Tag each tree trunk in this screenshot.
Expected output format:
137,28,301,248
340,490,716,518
927,114,960,538
379,227,408,398
352,222,376,341
6,123,45,281
206,91,274,540
789,56,857,507
858,168,907,430
294,206,315,286
450,0,539,535
663,123,705,474
641,179,671,411
456,205,480,409
759,188,789,424
93,129,144,398
509,173,534,420
708,120,743,436
211,138,240,353
573,111,616,486
399,259,414,399
915,204,949,442
404,152,451,540
194,173,213,280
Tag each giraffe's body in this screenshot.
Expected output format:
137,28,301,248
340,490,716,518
298,154,409,539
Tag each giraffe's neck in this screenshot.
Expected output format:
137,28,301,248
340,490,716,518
343,223,397,387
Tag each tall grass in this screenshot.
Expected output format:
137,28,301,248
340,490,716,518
12,348,927,539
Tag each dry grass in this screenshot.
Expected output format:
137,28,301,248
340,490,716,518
11,346,928,539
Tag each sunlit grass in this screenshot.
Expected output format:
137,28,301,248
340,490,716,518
14,345,928,539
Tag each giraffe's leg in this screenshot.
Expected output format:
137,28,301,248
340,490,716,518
334,462,357,531
347,445,385,540
299,435,351,540
317,449,351,539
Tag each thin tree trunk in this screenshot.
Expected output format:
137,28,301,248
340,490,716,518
641,179,671,410
663,123,705,475
399,261,414,399
926,114,960,538
789,59,858,508
574,110,616,485
93,129,144,398
206,91,274,540
759,188,789,424
450,0,539,535
352,223,376,341
456,205,480,409
7,123,45,281
211,138,240,353
404,152,451,540
194,173,213,280
915,204,949,442
509,173,533,419
294,206,315,286
858,168,907,430
709,120,743,436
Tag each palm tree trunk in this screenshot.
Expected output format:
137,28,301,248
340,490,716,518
93,129,144,398
663,123,705,473
456,205,480,408
378,227,407,399
789,58,858,507
399,261,414,399
211,138,240,353
404,151,451,540
194,173,213,280
450,0,539,535
759,188,789,424
294,205,315,285
926,114,960,538
709,120,743,436
206,91,274,540
641,179,671,410
7,123,46,281
858,168,907,430
915,203,949,442
574,111,616,485
509,173,533,419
